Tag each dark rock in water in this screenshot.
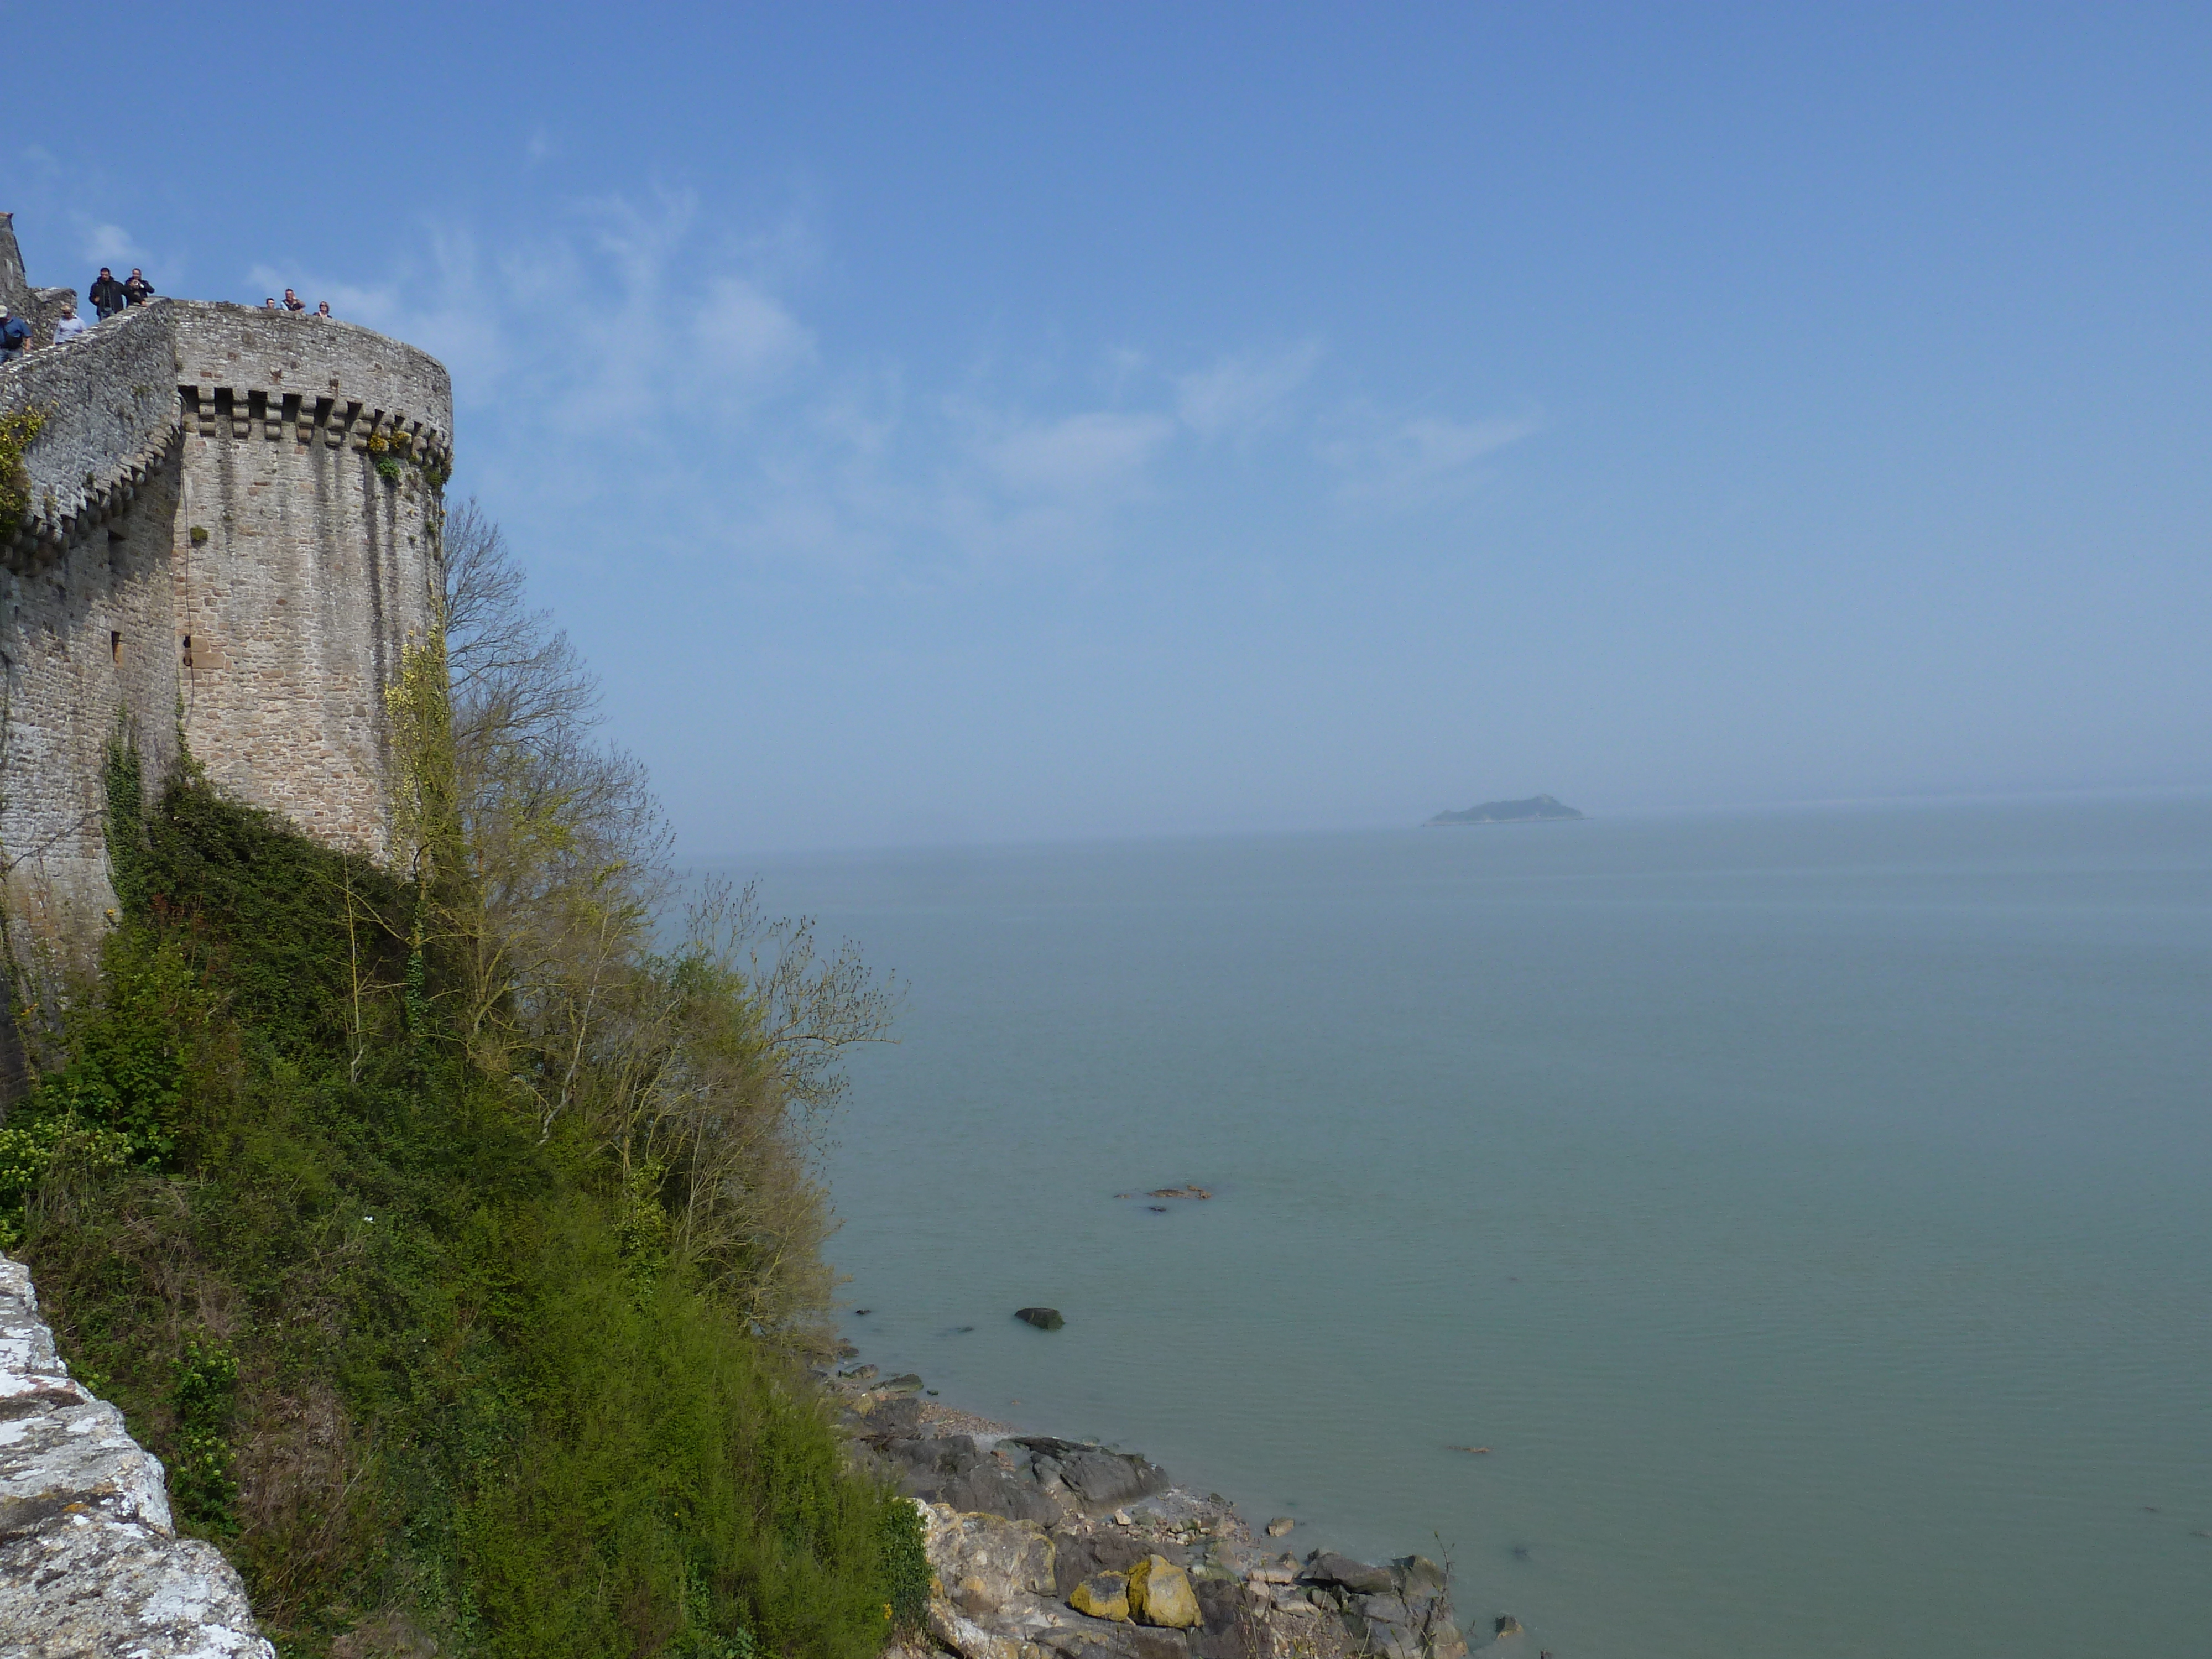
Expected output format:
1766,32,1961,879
879,1372,925,1392
1397,1554,1447,1593
1495,1614,1524,1635
1146,1205,1168,1213
1012,1436,1170,1512
1016,1306,1066,1330
1304,1552,1398,1595
853,1308,871,1315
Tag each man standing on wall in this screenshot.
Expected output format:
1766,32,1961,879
122,268,154,305
283,289,306,314
89,268,126,320
0,307,28,364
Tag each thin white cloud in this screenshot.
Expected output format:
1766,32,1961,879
1323,411,1541,509
278,196,1533,577
82,222,143,267
973,409,1176,499
1175,341,1322,440
695,275,816,383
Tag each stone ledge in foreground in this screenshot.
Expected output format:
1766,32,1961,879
0,1251,275,1659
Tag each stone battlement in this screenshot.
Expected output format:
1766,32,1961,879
3,299,455,558
170,300,452,466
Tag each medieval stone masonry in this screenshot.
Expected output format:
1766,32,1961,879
0,215,452,961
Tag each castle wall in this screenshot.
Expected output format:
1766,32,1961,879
0,307,186,959
0,452,183,951
3,302,180,533
169,305,451,858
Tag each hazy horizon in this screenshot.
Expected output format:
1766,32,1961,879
12,4,2209,854
690,781,2212,863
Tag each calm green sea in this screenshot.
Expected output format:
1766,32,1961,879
731,797,2212,1657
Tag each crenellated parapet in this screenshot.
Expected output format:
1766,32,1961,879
3,300,456,561
170,300,453,471
178,383,451,471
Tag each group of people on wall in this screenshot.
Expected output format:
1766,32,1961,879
1,265,338,365
259,287,333,319
86,265,158,318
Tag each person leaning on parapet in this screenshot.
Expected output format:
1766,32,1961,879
0,307,29,364
284,288,306,314
51,296,88,343
122,267,154,305
315,300,333,319
89,266,127,320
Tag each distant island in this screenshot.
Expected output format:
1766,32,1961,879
1424,793,1585,826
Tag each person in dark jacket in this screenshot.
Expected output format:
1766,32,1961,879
89,268,126,319
122,268,154,305
0,308,30,364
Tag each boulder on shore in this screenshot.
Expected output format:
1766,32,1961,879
1305,1552,1398,1595
1012,1436,1170,1512
1126,1554,1200,1629
1068,1571,1131,1621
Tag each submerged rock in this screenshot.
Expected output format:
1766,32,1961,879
1015,1307,1066,1330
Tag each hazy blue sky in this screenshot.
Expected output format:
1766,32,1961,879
11,5,2209,851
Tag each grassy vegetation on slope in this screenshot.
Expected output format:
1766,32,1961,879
0,507,926,1658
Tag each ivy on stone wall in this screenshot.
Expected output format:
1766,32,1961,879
0,405,48,532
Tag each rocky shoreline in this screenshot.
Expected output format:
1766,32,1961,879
820,1358,1506,1659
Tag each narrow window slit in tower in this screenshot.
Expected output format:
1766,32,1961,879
111,630,122,665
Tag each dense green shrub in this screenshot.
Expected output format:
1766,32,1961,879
12,767,906,1658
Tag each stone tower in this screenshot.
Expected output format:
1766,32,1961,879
0,217,453,967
